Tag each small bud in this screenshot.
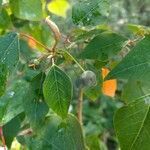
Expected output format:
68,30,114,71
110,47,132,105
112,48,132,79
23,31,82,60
33,59,40,65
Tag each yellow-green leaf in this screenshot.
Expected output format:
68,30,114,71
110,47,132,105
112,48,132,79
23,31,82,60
47,0,70,18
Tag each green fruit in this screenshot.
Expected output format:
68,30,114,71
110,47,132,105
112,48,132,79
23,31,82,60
80,70,97,87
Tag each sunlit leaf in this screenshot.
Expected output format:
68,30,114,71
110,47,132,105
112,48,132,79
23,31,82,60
0,8,11,29
127,24,150,36
11,138,21,150
47,0,70,18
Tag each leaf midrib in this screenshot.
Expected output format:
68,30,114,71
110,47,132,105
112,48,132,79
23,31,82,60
87,39,124,51
53,66,64,116
129,105,150,150
107,61,150,79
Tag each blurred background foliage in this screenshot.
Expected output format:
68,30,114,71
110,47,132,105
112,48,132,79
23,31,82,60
0,0,149,149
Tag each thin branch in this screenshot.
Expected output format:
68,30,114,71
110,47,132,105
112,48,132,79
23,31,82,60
18,128,33,136
60,50,85,72
19,33,51,52
119,36,145,58
0,127,6,150
77,87,84,125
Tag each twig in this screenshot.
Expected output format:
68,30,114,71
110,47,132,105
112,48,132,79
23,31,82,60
18,128,33,136
77,87,84,125
61,50,85,72
19,33,51,52
119,36,145,58
0,127,6,150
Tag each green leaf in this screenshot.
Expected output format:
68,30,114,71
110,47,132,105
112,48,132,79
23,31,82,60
74,28,107,42
10,0,44,21
0,80,29,125
24,99,49,130
21,22,52,49
22,114,87,150
114,100,150,150
85,86,101,101
105,35,150,81
122,80,150,104
10,14,29,28
0,63,7,97
79,32,127,60
86,135,107,150
24,69,42,82
0,8,11,29
3,116,21,148
0,32,19,71
20,40,35,62
86,135,101,150
43,65,72,118
24,71,48,129
72,0,110,26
